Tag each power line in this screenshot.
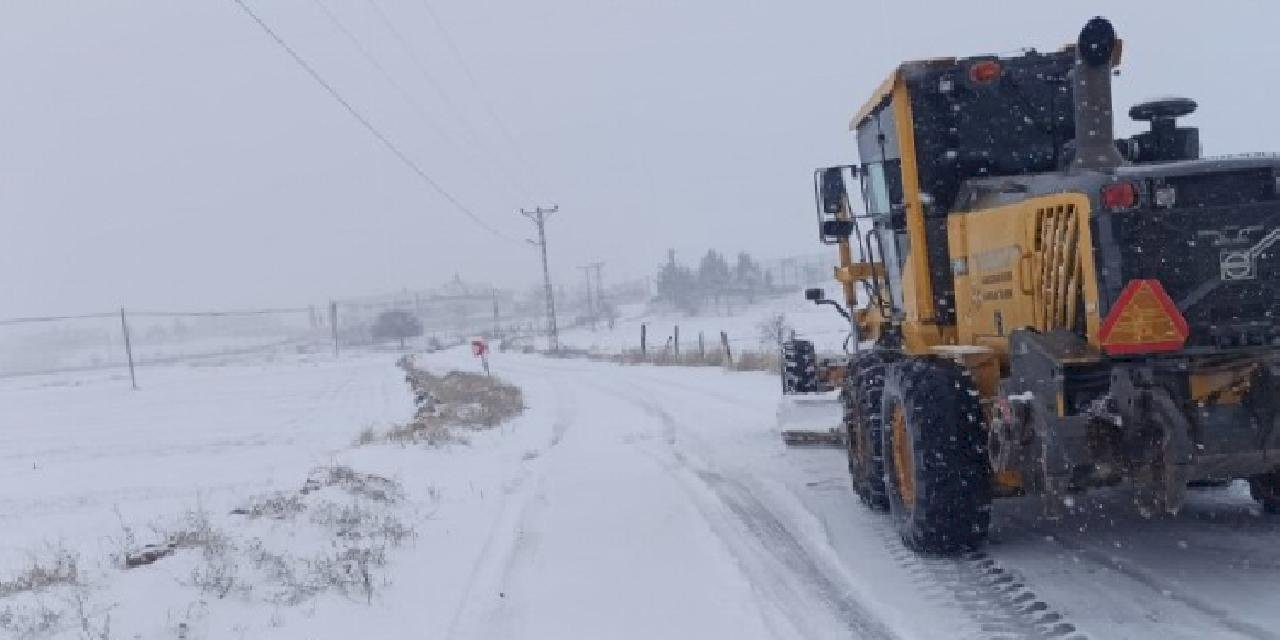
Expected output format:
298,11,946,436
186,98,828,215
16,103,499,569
129,307,311,318
362,0,536,200
0,306,315,326
308,0,522,204
227,0,515,242
416,0,550,195
0,312,117,326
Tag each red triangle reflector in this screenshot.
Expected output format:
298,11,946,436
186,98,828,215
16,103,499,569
1098,279,1189,355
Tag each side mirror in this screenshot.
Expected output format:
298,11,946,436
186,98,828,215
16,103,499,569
821,219,854,239
806,287,853,321
819,167,846,214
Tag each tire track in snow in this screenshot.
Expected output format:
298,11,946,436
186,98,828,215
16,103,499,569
547,376,576,448
454,356,797,639
869,520,1087,640
1007,516,1279,640
592,364,1090,640
442,365,579,640
581,376,898,640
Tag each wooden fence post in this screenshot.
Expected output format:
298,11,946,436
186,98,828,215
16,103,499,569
720,331,732,366
674,325,680,359
698,331,705,359
640,323,647,359
120,307,137,390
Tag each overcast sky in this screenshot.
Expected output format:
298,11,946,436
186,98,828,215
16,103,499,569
3,0,1279,316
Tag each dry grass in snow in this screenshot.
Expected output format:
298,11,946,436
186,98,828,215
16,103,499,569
0,547,112,640
0,549,80,599
358,355,525,446
172,466,416,606
0,464,419,639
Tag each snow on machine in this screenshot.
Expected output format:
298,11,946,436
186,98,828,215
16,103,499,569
777,337,845,447
800,16,1280,553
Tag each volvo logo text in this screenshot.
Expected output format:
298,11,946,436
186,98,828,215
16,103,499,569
1207,226,1280,281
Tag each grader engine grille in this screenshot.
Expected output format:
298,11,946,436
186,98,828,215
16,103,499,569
1032,203,1084,333
1105,192,1280,349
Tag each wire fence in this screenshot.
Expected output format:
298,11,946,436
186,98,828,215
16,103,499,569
0,253,835,382
0,296,551,382
0,307,324,380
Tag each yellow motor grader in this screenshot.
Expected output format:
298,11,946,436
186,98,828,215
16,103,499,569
804,17,1280,553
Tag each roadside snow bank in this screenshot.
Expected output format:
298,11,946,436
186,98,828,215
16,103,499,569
0,349,536,639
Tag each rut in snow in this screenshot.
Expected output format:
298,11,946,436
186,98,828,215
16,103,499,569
872,520,1086,640
1010,515,1280,640
591,378,900,640
603,361,1091,640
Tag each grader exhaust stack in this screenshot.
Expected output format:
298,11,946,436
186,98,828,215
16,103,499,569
1071,17,1125,171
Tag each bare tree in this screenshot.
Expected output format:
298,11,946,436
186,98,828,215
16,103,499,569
371,311,423,349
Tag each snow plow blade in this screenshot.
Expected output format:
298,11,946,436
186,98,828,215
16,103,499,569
777,391,844,448
781,428,846,447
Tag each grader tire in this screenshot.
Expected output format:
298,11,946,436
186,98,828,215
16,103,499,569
781,340,819,393
1249,472,1280,514
881,357,992,553
843,352,895,511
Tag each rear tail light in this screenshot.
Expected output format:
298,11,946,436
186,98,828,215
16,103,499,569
1100,182,1139,210
968,60,1002,85
1098,279,1189,355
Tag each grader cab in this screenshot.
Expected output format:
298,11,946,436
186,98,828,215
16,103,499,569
808,17,1280,553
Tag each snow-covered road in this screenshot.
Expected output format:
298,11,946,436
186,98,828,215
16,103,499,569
4,347,1279,639
440,354,896,640
426,351,1280,640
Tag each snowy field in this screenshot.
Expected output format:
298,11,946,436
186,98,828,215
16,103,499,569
3,343,1280,639
0,311,325,379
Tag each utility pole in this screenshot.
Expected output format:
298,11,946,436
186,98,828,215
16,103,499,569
492,289,500,338
579,265,596,329
329,301,339,357
522,205,560,351
589,261,606,325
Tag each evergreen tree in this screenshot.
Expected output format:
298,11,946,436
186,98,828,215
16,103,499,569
734,252,763,303
656,249,700,313
697,249,732,306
